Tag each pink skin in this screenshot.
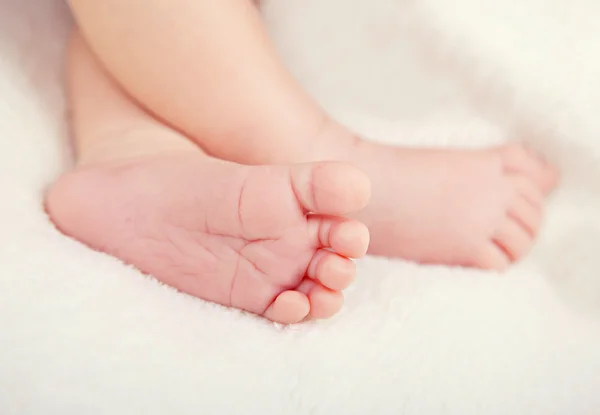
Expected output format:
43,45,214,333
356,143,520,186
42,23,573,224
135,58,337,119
47,156,370,324
45,33,370,324
66,0,559,273
48,1,560,323
339,141,558,269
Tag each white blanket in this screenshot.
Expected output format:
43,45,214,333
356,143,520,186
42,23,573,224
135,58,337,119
2,0,600,413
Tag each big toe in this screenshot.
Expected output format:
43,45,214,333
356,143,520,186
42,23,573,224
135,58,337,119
492,216,534,262
501,144,559,193
290,162,371,215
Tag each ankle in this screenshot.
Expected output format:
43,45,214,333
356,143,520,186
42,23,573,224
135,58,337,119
76,126,199,167
199,110,359,165
307,119,367,162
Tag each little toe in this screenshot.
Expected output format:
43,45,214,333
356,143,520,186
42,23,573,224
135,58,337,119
290,162,371,215
502,144,558,192
539,163,560,194
508,196,542,237
523,146,560,192
297,279,344,320
308,215,370,258
510,175,545,208
492,217,534,262
307,249,356,291
263,290,310,324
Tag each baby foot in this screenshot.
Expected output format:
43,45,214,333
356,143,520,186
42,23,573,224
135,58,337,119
46,155,370,323
344,142,558,269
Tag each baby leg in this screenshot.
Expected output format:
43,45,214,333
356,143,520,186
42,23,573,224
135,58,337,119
46,31,371,323
67,0,331,163
67,0,558,268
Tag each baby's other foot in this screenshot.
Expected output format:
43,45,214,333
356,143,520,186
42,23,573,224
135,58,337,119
46,155,370,323
345,142,558,270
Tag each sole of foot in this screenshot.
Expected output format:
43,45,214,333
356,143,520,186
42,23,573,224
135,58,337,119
46,154,371,324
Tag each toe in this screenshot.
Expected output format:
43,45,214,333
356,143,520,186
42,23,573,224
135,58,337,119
308,215,370,258
290,162,371,215
492,216,534,262
501,144,544,176
540,164,560,194
474,243,512,271
297,279,344,320
502,144,559,193
507,196,542,237
307,250,356,291
263,291,310,324
510,175,544,208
